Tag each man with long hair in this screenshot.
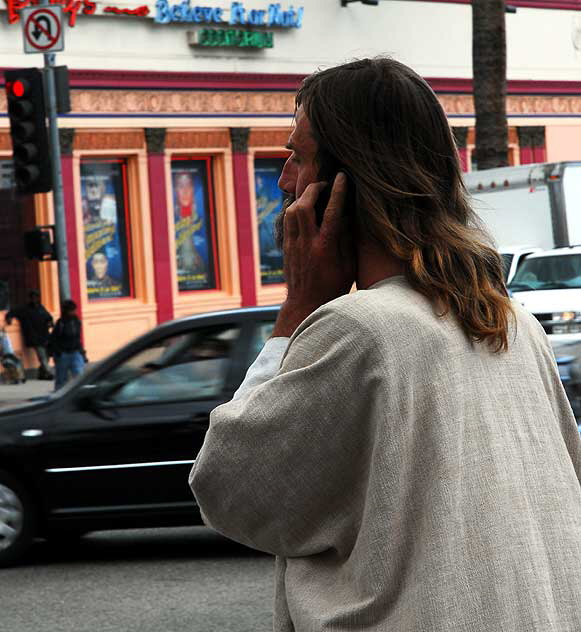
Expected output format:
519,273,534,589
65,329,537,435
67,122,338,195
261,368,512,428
190,58,581,630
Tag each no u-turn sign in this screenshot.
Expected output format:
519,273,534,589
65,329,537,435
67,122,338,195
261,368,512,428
21,6,65,54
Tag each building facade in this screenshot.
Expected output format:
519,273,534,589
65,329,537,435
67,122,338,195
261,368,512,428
2,0,581,363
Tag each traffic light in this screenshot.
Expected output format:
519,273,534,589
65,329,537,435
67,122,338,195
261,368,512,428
4,68,52,195
24,227,55,261
54,66,71,115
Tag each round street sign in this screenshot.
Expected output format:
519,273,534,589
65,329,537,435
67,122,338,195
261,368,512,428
22,6,64,54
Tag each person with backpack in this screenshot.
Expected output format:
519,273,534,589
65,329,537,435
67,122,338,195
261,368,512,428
49,300,87,390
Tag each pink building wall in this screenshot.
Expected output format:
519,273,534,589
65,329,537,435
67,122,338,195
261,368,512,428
546,126,581,162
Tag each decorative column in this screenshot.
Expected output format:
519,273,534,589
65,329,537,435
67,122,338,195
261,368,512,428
517,126,546,165
452,127,469,172
59,128,82,313
145,128,174,324
230,127,257,307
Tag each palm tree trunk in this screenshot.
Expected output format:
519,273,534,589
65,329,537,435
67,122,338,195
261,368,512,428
472,0,509,170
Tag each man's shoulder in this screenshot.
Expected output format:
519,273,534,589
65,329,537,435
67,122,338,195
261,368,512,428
292,276,432,349
320,276,429,327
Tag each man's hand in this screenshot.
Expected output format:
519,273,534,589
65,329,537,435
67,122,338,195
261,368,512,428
272,172,356,338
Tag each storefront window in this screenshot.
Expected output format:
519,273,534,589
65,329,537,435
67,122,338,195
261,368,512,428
81,159,133,300
170,157,219,292
254,157,285,285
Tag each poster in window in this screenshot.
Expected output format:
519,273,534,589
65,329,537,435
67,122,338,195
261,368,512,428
171,159,218,291
81,160,132,300
254,158,285,285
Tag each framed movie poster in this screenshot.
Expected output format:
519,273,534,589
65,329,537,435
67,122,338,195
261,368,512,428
171,157,219,292
81,159,133,300
254,157,285,285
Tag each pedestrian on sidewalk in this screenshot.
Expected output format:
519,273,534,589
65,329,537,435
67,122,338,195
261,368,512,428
190,57,581,631
49,299,87,391
0,327,26,384
5,289,54,380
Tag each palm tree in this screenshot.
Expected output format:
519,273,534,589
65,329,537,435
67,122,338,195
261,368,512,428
472,0,509,170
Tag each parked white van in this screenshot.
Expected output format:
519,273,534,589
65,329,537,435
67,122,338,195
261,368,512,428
508,246,581,345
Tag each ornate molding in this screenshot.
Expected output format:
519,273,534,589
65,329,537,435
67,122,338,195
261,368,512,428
144,128,166,154
451,126,468,148
230,128,250,153
166,130,230,149
59,128,75,156
0,86,568,117
74,131,145,150
517,125,546,148
70,90,296,115
4,87,581,132
439,93,581,116
249,129,291,148
62,89,581,117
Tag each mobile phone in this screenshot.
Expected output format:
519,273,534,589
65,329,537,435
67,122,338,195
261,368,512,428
314,166,353,227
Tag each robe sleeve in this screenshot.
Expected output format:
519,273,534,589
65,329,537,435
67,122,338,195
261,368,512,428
189,301,380,558
232,337,290,401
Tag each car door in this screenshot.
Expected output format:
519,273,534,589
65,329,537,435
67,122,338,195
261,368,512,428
40,321,246,521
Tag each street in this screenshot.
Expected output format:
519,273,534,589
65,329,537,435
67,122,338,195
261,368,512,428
0,527,274,632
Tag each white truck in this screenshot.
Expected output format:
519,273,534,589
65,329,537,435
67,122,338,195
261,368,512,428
464,162,581,420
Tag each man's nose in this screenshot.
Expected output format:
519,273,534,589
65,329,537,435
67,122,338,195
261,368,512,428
278,158,297,195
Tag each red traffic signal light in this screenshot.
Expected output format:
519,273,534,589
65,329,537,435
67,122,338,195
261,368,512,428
4,68,52,195
10,80,27,98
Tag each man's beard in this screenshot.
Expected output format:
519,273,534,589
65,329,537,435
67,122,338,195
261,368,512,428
274,194,296,250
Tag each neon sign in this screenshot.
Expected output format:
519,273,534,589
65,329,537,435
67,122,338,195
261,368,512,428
3,0,150,25
189,27,274,48
154,2,304,27
5,0,96,26
3,0,302,28
104,5,150,15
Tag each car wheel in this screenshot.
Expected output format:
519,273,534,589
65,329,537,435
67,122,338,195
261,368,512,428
0,470,35,567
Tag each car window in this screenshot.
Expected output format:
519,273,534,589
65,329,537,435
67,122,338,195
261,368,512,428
509,254,581,290
515,253,532,273
246,322,276,369
501,254,513,281
96,325,240,404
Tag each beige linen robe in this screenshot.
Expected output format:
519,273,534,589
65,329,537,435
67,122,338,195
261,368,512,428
190,276,581,631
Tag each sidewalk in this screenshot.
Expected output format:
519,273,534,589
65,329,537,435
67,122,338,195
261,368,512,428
0,379,54,408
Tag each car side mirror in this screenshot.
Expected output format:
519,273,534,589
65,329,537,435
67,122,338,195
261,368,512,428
75,383,118,418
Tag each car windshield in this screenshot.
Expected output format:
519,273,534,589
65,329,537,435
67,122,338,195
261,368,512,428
501,254,513,281
508,254,581,291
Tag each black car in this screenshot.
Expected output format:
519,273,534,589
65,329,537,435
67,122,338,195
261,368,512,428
0,306,278,567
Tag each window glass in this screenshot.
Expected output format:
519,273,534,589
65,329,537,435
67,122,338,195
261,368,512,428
98,325,240,404
254,157,285,285
170,157,219,292
81,159,133,300
246,321,276,369
501,253,513,281
509,254,581,291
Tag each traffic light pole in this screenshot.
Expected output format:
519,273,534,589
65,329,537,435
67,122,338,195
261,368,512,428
43,51,71,303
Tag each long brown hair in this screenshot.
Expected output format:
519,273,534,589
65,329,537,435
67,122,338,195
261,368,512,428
297,57,514,352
